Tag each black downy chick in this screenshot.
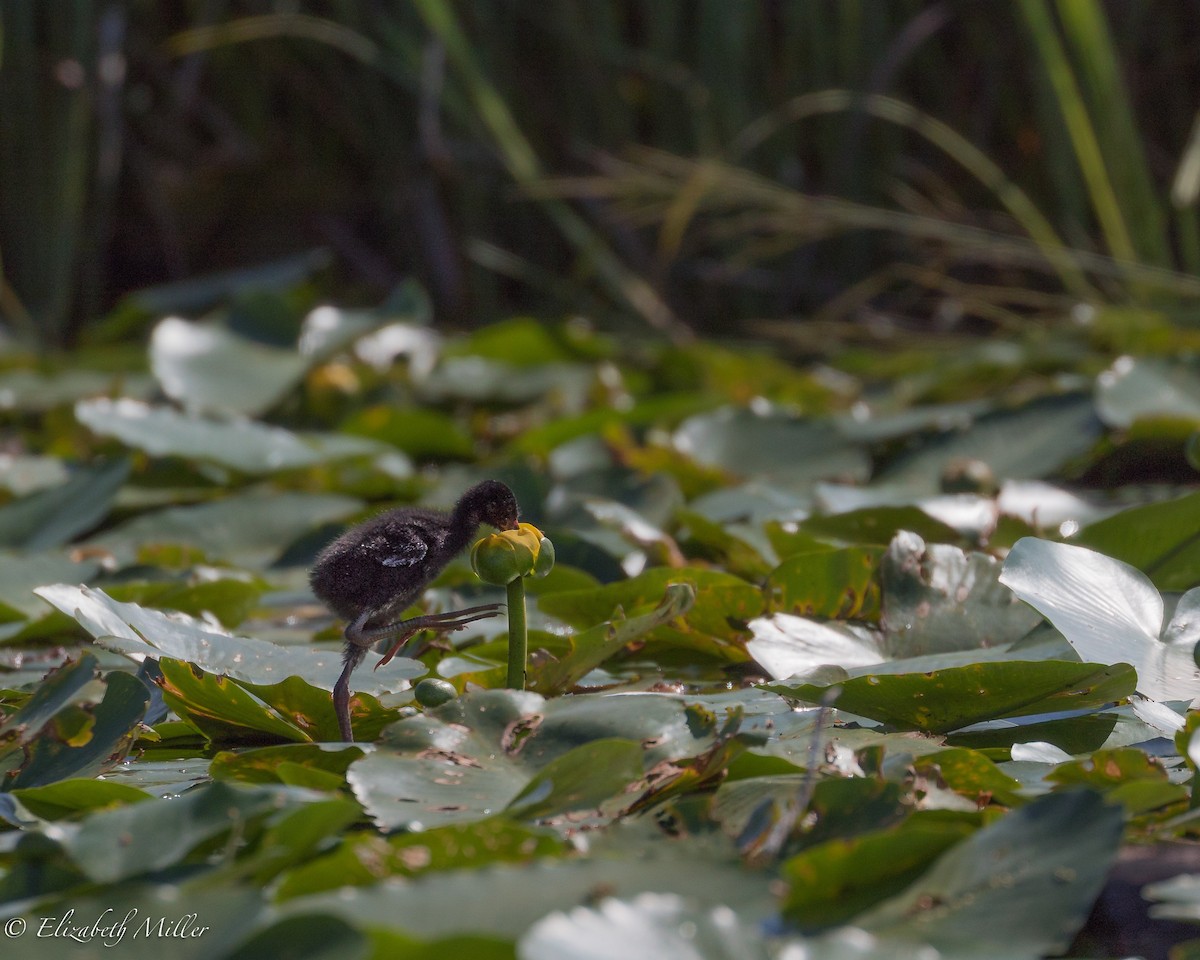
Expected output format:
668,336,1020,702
310,480,519,741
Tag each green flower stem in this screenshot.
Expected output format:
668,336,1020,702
506,578,527,689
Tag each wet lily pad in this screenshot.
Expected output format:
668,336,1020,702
35,584,424,693
11,778,153,820
747,614,883,680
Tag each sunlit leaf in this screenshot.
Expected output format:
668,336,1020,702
36,584,423,693
1000,537,1200,701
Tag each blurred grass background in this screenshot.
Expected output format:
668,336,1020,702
3,1,1200,349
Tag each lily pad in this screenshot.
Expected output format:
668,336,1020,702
76,398,385,473
880,532,1044,657
210,743,365,786
157,658,314,744
782,812,978,928
350,689,739,831
1000,537,1200,701
150,315,309,415
538,567,763,647
1095,356,1200,428
768,660,1136,734
11,778,153,820
877,393,1102,493
84,490,363,567
766,546,882,620
673,406,870,490
35,584,424,693
1073,490,1200,590
340,406,476,461
520,892,773,960
275,817,566,900
747,615,883,680
63,780,302,882
0,458,131,549
0,551,102,621
7,670,149,789
855,790,1123,958
530,582,696,694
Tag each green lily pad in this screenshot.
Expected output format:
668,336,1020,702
511,393,718,457
0,458,131,549
855,790,1123,958
1074,490,1200,591
224,913,369,960
11,778,153,820
210,743,365,788
766,546,882,620
768,660,1136,734
508,738,646,819
801,505,962,547
76,398,385,473
876,393,1102,494
0,552,101,624
673,406,870,490
340,406,476,460
782,812,977,928
278,821,776,940
84,490,363,567
538,567,763,646
63,780,300,882
1046,747,1189,815
241,796,365,885
0,654,100,749
275,817,566,900
8,670,149,789
530,582,696,694
351,689,740,831
157,658,314,743
912,747,1025,807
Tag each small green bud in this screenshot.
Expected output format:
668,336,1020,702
414,677,458,708
471,522,554,585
